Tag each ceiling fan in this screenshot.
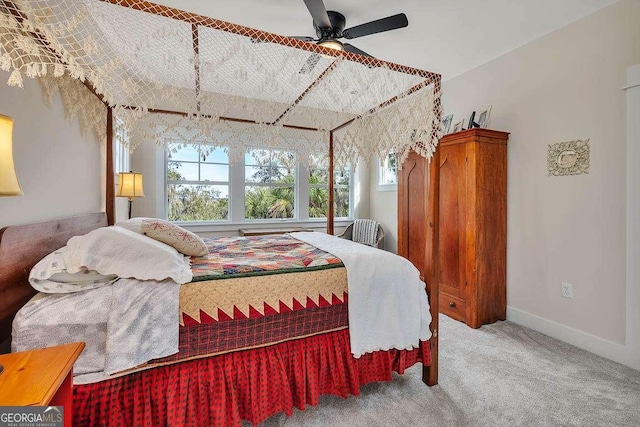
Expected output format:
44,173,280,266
291,0,408,73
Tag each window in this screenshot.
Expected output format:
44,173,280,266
334,168,351,217
113,116,130,174
167,146,229,221
245,149,296,219
165,144,353,224
308,161,351,218
377,153,397,189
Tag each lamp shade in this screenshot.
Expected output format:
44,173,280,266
116,171,145,199
0,114,23,196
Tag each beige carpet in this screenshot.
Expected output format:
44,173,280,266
256,314,640,426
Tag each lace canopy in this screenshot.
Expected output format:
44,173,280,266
0,0,442,167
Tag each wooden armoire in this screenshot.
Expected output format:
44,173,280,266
399,128,509,329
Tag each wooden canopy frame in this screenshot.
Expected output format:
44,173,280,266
1,0,440,386
90,0,441,232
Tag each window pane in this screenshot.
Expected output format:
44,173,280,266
383,170,397,185
276,151,296,169
201,147,228,163
309,168,328,184
335,187,350,217
245,186,295,219
245,149,269,166
309,155,328,169
168,162,198,181
379,154,397,185
275,168,294,184
201,164,229,182
309,187,328,218
245,165,269,183
168,145,199,162
245,158,295,183
167,184,228,221
335,169,350,186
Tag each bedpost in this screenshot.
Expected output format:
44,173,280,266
106,107,115,225
327,130,335,235
423,146,440,386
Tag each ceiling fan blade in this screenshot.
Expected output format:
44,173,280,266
342,13,408,39
288,36,317,42
299,53,321,74
343,43,372,57
303,0,331,28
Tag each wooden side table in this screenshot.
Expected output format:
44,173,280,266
0,342,85,427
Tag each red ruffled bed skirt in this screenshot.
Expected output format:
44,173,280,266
74,329,431,427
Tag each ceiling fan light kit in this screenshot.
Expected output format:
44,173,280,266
318,39,343,51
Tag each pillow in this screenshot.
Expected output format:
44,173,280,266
64,226,193,284
29,247,118,294
116,217,208,257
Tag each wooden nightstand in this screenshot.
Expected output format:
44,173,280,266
0,342,85,427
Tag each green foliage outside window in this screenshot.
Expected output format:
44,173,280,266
167,145,351,222
167,162,229,221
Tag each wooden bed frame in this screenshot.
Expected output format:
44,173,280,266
0,213,107,345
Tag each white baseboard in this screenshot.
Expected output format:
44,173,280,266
506,306,640,371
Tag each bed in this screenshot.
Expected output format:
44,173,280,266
1,0,442,424
0,213,437,426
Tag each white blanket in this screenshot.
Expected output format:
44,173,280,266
13,277,180,384
290,232,432,358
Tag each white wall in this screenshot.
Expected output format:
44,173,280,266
369,0,640,368
130,143,166,220
0,71,103,227
623,65,640,369
368,158,398,253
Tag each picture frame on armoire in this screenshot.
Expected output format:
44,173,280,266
441,114,453,134
452,120,464,133
478,105,492,128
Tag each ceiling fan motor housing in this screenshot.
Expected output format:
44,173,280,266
314,11,346,40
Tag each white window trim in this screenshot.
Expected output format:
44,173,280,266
376,154,398,192
376,183,398,192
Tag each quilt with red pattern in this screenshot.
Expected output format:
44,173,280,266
136,234,350,373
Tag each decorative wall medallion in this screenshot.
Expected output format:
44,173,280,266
547,139,590,176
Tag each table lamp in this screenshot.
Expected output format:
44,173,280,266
0,114,23,197
116,171,145,219
0,114,22,374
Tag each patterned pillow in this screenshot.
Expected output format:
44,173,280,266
116,217,208,256
29,247,118,293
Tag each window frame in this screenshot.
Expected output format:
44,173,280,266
166,146,231,223
244,148,297,221
376,153,398,192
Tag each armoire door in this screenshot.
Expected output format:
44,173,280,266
438,143,468,308
398,151,428,279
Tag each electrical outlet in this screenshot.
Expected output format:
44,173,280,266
561,282,573,298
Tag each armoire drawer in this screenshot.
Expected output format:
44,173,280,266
439,292,466,322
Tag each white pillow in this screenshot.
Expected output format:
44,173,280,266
29,247,118,294
64,226,193,284
116,217,208,257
